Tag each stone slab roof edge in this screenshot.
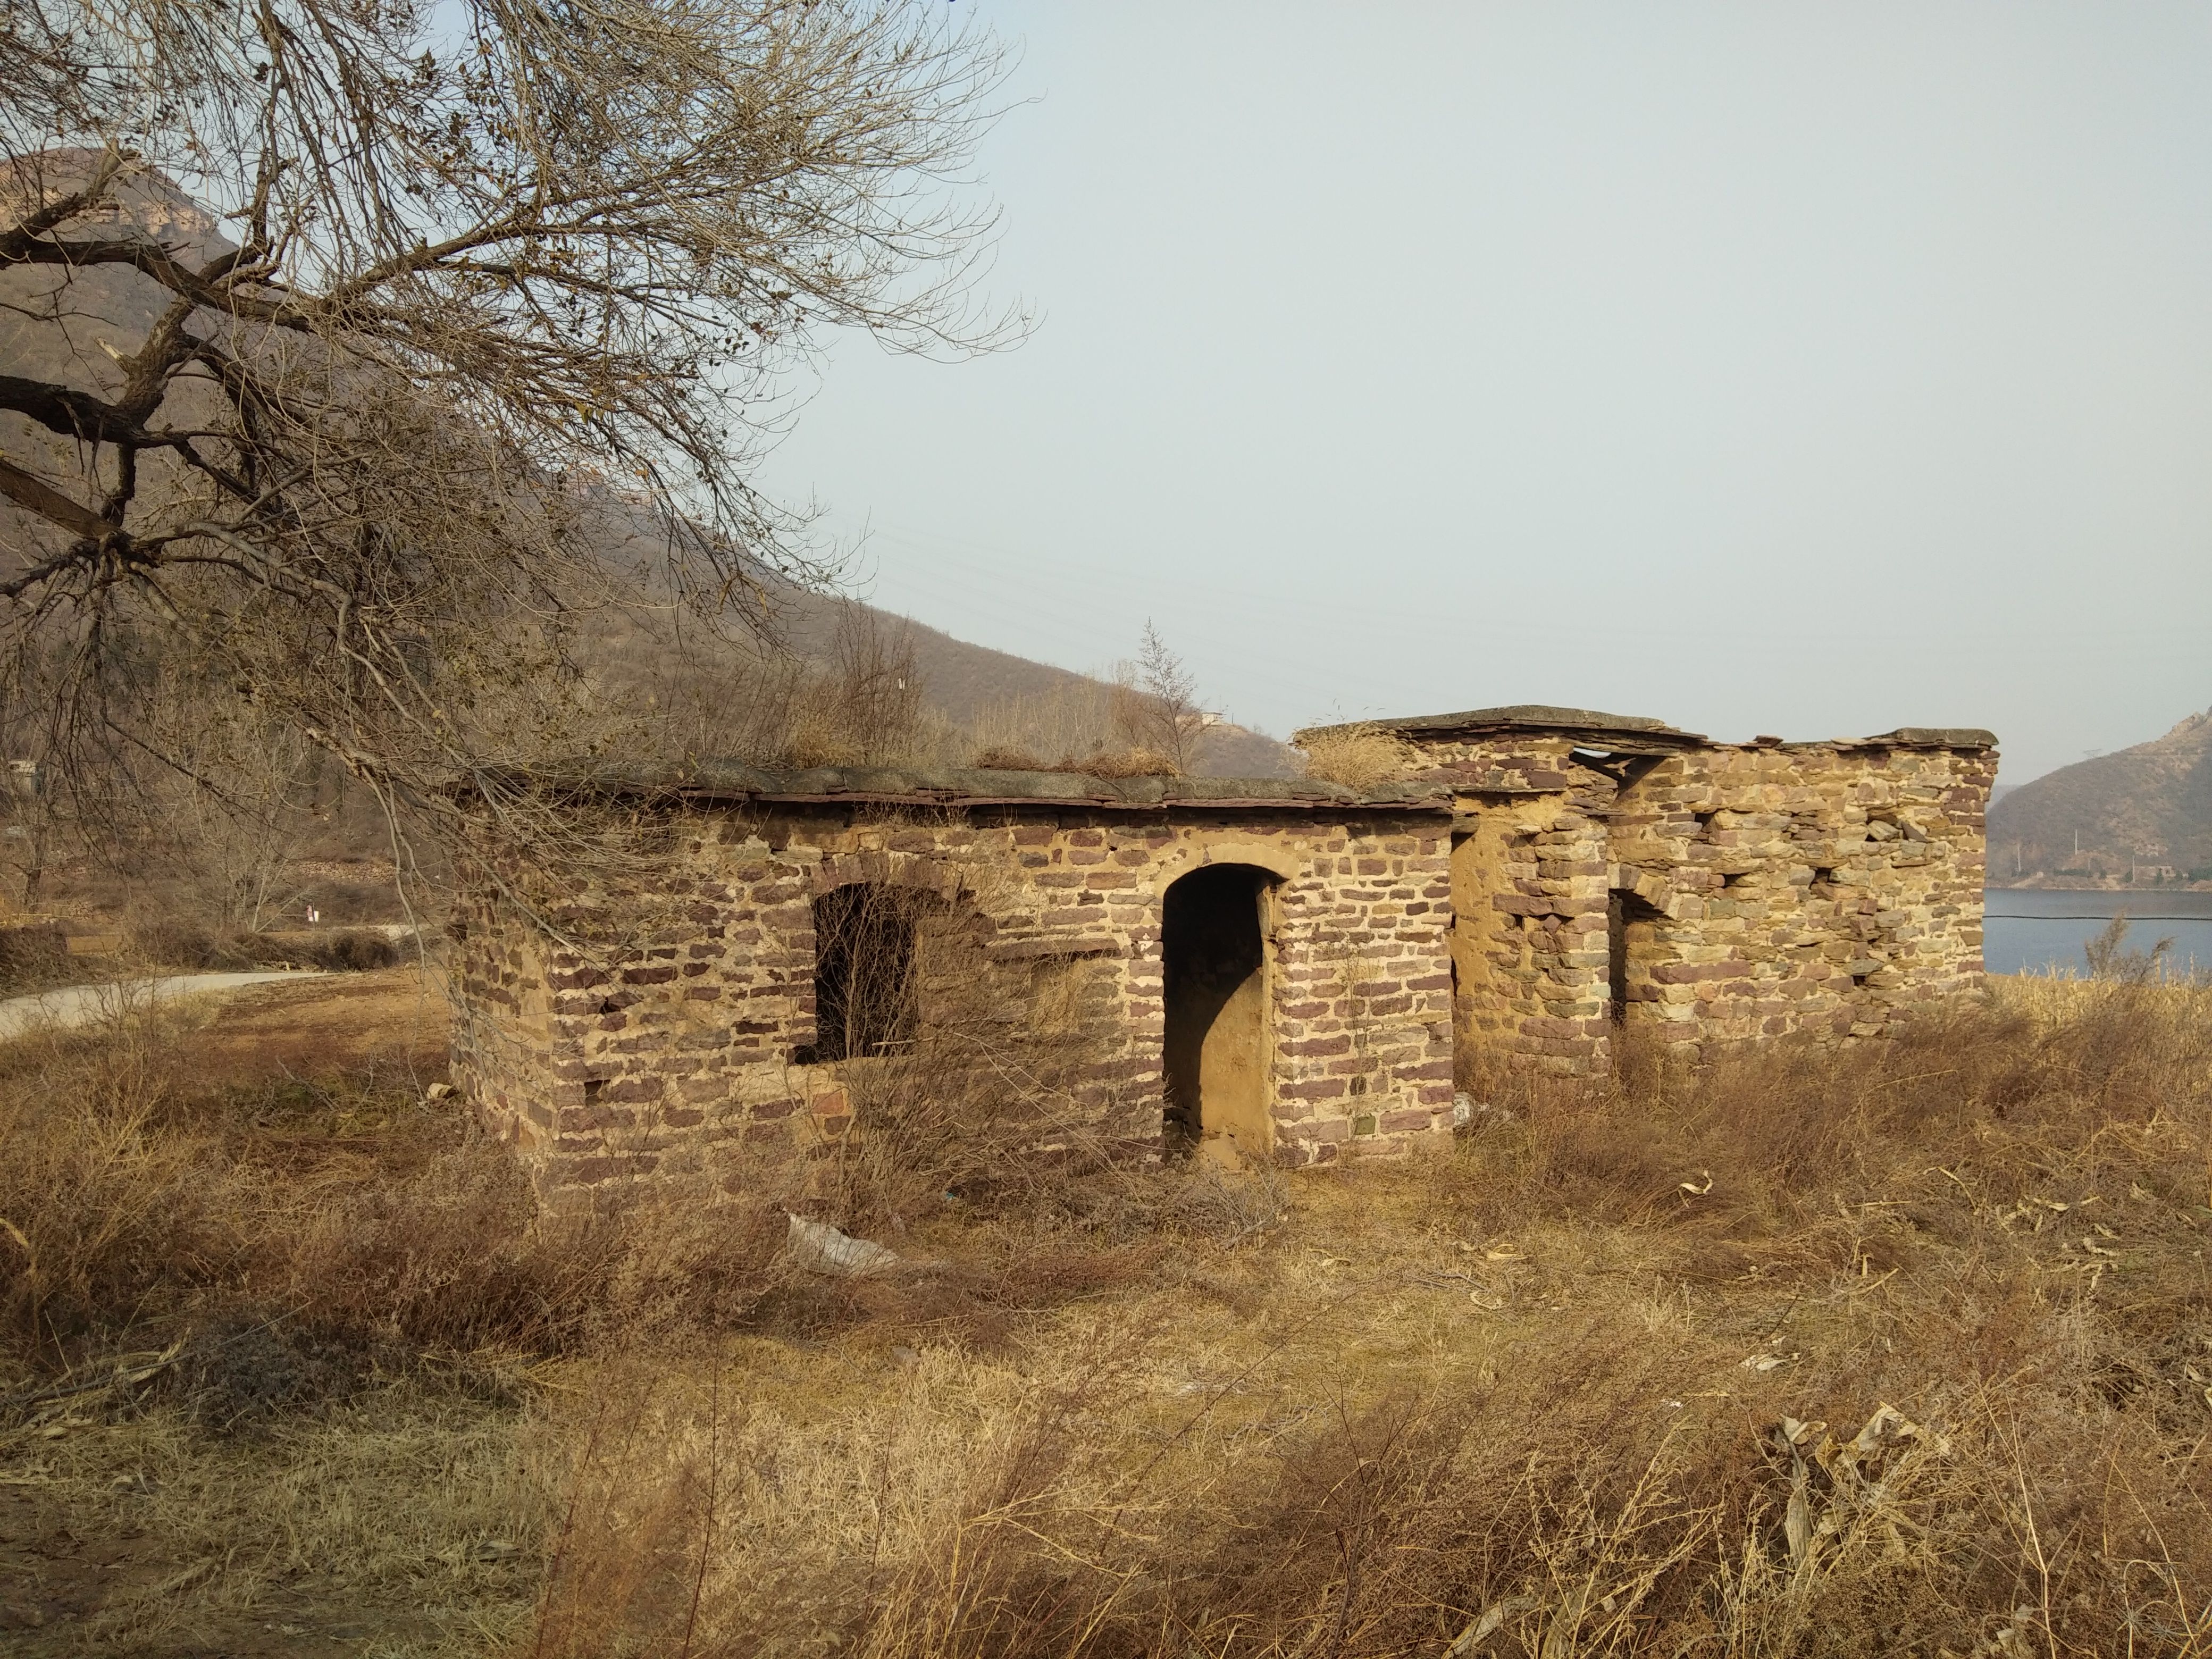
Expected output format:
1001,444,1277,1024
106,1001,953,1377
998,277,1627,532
1841,727,1999,751
1291,706,1997,753
490,761,1452,811
1294,704,1709,749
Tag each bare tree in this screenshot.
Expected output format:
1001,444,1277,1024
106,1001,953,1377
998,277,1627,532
806,602,927,767
0,0,1018,885
1111,621,1211,776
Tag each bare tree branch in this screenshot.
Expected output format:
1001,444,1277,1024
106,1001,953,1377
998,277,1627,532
0,456,114,546
0,0,1023,914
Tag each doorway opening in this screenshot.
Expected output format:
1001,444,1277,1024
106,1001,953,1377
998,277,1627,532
1608,889,1664,1023
1162,864,1276,1166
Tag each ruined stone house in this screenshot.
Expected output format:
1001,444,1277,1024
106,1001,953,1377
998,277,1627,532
450,707,1995,1201
1296,707,1997,1070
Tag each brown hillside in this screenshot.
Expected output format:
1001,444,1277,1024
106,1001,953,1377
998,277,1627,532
765,584,1298,775
0,157,1297,783
1988,707,2212,885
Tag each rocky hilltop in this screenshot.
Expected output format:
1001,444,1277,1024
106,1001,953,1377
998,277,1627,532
1988,708,2212,887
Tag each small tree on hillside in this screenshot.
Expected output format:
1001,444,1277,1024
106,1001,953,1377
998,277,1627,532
1111,621,1211,775
0,0,1019,883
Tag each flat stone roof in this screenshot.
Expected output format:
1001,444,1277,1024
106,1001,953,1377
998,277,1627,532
1295,708,1997,755
1296,705,1710,751
1838,728,1999,751
520,761,1450,812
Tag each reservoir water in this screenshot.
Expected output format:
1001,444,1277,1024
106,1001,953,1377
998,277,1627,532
1982,889,2212,978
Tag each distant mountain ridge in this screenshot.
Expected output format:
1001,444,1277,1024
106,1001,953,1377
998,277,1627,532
1988,708,2212,887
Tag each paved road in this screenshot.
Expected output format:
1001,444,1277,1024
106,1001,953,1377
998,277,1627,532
0,970,325,1043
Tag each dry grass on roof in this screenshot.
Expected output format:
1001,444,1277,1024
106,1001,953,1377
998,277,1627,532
1297,723,1406,791
2,970,2210,1654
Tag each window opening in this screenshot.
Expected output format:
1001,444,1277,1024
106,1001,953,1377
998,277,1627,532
804,883,923,1062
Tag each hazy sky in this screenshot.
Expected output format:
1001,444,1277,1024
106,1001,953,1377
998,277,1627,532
758,3,2212,783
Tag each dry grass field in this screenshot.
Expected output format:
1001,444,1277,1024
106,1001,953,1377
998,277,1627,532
2,968,2209,1656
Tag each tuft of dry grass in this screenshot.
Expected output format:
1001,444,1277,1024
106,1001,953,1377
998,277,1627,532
0,1015,784,1376
1297,724,1407,790
2,1372,544,1654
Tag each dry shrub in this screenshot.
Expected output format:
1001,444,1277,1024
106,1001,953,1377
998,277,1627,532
120,918,401,971
0,919,70,992
0,1010,786,1384
969,743,1048,770
1297,723,1406,790
810,957,1134,1237
798,874,1289,1261
1456,977,2212,1242
271,1142,789,1358
0,1021,238,1361
125,917,259,970
296,926,404,971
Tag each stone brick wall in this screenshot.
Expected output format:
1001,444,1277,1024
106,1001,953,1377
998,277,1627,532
1603,740,1995,1052
1396,732,1619,1074
1297,717,1996,1074
450,792,1456,1202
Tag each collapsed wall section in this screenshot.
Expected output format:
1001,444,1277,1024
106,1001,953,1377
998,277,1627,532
1339,719,1642,1076
1448,792,1615,1072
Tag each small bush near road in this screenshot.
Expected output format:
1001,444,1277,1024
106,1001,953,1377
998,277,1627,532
122,920,407,974
295,929,405,973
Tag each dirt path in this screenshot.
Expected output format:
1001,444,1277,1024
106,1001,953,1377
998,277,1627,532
0,971,325,1043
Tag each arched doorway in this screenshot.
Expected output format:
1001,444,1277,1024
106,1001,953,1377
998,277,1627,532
1162,863,1277,1166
